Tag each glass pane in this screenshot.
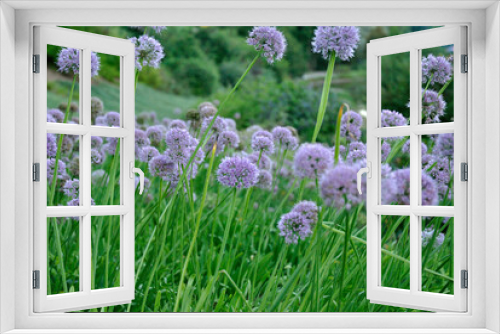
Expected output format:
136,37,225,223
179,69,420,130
421,134,454,206
421,216,454,295
380,136,410,205
91,137,121,206
47,216,80,295
91,215,121,290
381,51,410,126
381,215,410,289
421,45,454,124
91,53,121,127
47,45,81,124
47,134,80,206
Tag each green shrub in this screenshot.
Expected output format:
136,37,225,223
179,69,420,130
170,58,220,96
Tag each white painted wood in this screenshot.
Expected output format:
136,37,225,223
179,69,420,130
366,26,467,312
33,26,135,313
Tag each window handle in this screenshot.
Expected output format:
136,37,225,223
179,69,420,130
357,162,372,195
129,161,145,195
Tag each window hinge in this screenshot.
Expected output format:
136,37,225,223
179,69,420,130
33,54,40,73
461,162,468,181
461,270,468,289
33,270,40,289
33,163,40,182
461,54,468,73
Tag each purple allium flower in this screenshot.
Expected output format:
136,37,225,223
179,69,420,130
422,54,452,86
320,163,360,209
433,133,454,158
68,157,80,177
47,158,67,183
60,135,74,154
169,119,188,130
102,138,119,155
381,141,391,162
146,125,164,147
91,136,103,149
278,201,318,244
218,130,240,150
346,142,366,164
422,89,446,124
332,145,347,156
201,116,227,135
256,169,272,189
340,110,363,142
294,143,333,179
272,126,293,143
251,135,275,154
132,26,167,34
137,145,160,163
381,166,398,205
135,129,150,149
62,179,79,198
281,135,299,151
402,140,428,157
91,149,104,165
148,154,179,184
47,109,64,123
422,227,445,248
224,118,237,131
381,109,407,127
216,156,259,189
252,130,273,141
391,168,438,206
129,35,165,71
198,102,217,119
165,128,191,150
427,156,453,199
247,152,272,170
91,97,104,121
47,134,57,157
106,112,121,127
247,26,287,64
312,26,360,61
57,48,100,77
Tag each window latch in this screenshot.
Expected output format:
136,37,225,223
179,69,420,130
129,161,145,195
357,162,372,195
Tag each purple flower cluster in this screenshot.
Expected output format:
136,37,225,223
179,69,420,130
57,48,100,77
148,154,179,185
129,35,165,71
381,109,407,128
422,89,446,124
340,110,363,142
422,54,452,86
251,130,275,154
278,201,318,244
422,227,445,248
272,126,299,151
247,26,287,64
217,156,259,189
293,143,333,179
96,111,120,127
312,26,360,61
320,163,361,210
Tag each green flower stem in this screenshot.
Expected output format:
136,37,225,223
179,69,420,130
313,176,324,312
437,76,453,96
219,270,252,312
242,150,262,219
135,69,140,91
311,52,336,144
422,73,434,99
337,208,353,311
173,144,217,312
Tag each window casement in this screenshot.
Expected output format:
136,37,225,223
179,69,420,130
33,26,139,312
363,26,468,312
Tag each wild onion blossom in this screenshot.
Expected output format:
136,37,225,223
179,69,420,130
102,138,118,155
320,163,360,210
247,152,272,170
381,109,407,127
272,126,293,144
91,136,103,149
293,143,333,179
427,156,453,199
402,140,428,157
129,35,165,71
422,54,452,85
201,116,227,135
251,133,275,154
165,128,200,166
281,135,299,151
312,26,360,61
47,109,64,123
422,227,445,248
216,156,259,189
62,179,79,198
278,201,318,244
148,154,179,185
422,89,446,124
91,149,103,165
198,102,217,118
218,131,240,151
146,125,164,146
340,110,363,142
135,129,150,149
381,141,391,162
47,134,57,157
256,169,273,189
57,48,100,77
137,145,160,163
391,168,438,205
346,142,366,164
91,97,104,121
224,118,237,131
247,26,287,64
96,111,120,127
433,133,454,158
47,158,67,182
169,119,188,130
61,135,73,154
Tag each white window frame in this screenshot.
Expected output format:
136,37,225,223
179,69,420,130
1,1,499,333
365,26,467,312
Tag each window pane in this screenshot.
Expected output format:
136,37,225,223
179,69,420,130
91,215,121,290
381,215,410,290
47,216,80,295
420,45,454,124
421,134,454,206
47,45,81,124
91,53,121,127
380,136,410,205
421,216,454,295
381,52,410,126
47,134,80,206
91,137,121,206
